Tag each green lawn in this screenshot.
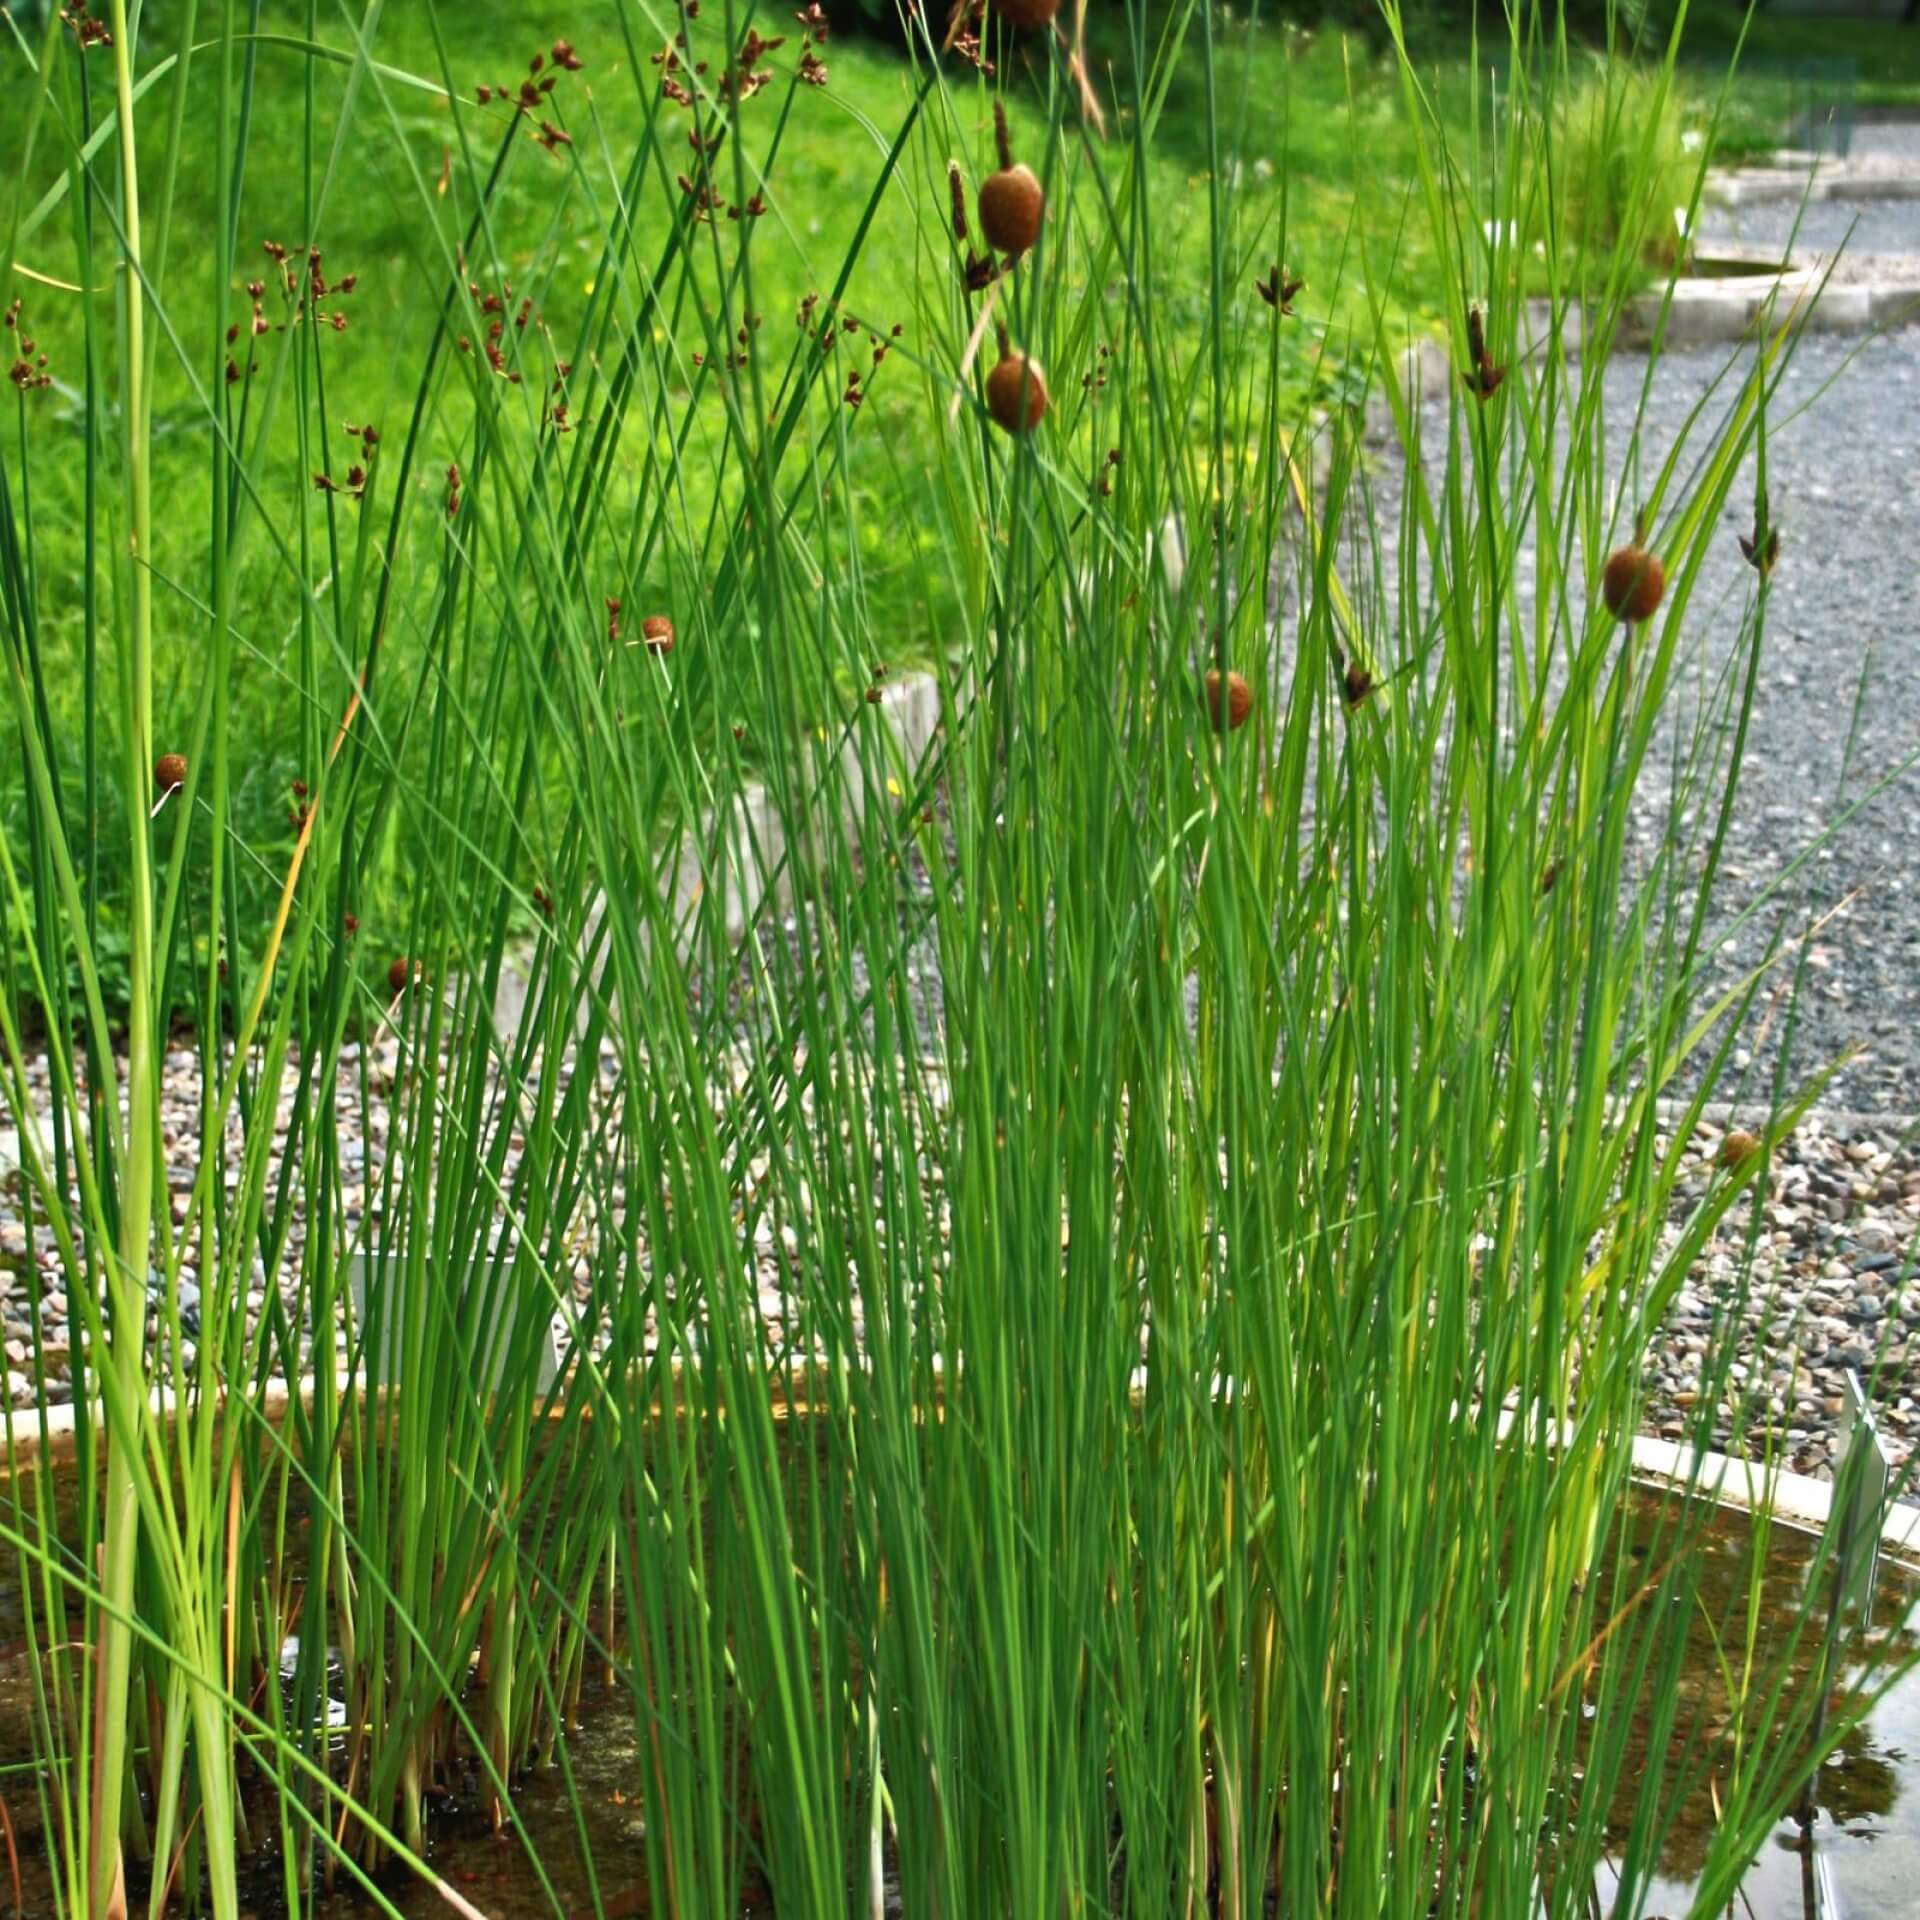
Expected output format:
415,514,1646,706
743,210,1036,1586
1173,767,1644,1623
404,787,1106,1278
0,3,1747,1013
0,4,1483,998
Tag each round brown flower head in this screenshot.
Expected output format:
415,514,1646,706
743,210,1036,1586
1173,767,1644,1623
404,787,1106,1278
1601,544,1665,623
979,101,1043,256
387,956,416,995
1205,669,1253,733
980,164,1043,256
986,331,1047,435
154,752,188,793
642,614,675,655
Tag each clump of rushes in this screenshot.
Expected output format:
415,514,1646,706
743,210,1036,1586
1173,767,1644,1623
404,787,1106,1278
154,752,187,793
986,324,1047,434
642,614,675,655
1205,668,1253,732
979,101,1043,257
1602,533,1665,622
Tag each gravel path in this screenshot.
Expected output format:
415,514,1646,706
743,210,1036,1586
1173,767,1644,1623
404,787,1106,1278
1618,322,1920,1118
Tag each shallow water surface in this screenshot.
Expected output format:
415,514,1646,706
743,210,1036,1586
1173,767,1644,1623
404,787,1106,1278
0,1486,1916,1916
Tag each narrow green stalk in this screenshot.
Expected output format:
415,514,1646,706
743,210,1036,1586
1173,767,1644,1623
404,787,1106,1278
90,7,155,1915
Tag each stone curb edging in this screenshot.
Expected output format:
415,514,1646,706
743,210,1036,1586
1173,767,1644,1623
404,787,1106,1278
1657,1099,1920,1143
1707,165,1920,211
1526,268,1918,357
1629,1431,1920,1562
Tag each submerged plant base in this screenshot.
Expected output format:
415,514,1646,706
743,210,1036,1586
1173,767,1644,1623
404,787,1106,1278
0,1467,1911,1919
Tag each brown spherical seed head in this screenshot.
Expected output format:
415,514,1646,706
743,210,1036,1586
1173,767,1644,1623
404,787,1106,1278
387,956,415,996
1717,1128,1763,1170
1205,668,1253,733
154,752,188,793
642,614,675,655
990,0,1062,23
1601,544,1665,623
979,164,1044,256
986,349,1048,435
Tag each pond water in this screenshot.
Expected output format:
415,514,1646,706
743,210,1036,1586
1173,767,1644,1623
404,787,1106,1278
0,1486,1915,1917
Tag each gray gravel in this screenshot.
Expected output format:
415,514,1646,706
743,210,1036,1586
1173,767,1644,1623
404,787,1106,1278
1644,1111,1920,1481
1611,320,1920,1118
1349,311,1920,1117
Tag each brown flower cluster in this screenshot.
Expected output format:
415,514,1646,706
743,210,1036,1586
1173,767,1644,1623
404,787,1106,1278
949,1,996,77
5,301,52,392
315,420,379,500
476,39,585,118
455,272,543,384
230,240,361,383
59,3,112,49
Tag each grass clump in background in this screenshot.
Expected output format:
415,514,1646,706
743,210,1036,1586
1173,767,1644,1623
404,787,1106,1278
1550,50,1695,267
0,1,1913,1917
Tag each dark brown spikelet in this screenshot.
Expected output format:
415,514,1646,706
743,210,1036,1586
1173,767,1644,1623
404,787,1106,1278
1466,303,1489,367
948,162,971,244
1463,303,1504,399
1205,669,1253,733
1601,544,1665,623
1737,526,1780,577
387,956,416,996
1255,264,1304,314
154,753,188,793
1739,495,1780,579
642,614,676,655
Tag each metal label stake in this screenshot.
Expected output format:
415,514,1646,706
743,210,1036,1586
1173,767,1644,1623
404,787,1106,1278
1795,1370,1892,1915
